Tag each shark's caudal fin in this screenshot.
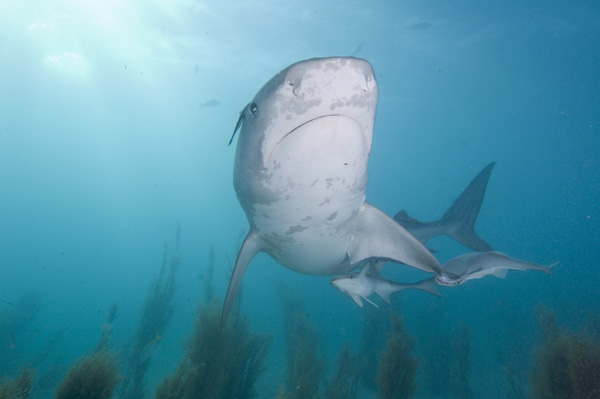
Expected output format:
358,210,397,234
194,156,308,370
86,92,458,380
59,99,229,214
394,162,495,252
221,231,264,330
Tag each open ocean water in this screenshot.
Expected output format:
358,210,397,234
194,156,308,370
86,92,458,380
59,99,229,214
1,1,599,398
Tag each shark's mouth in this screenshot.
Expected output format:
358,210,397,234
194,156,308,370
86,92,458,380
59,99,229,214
269,114,363,162
277,114,344,145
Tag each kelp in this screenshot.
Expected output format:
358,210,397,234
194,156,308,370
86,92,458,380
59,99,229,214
530,306,600,399
0,368,35,399
325,342,359,399
278,285,324,399
120,230,180,399
155,299,270,399
377,313,419,399
54,349,120,399
0,292,41,375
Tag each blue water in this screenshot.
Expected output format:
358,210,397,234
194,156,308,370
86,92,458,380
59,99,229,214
1,0,599,398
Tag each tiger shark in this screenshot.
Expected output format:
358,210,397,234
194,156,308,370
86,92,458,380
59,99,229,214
223,57,450,326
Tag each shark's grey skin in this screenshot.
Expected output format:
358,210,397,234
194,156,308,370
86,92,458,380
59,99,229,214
331,261,440,308
394,162,495,252
223,57,446,326
435,251,556,287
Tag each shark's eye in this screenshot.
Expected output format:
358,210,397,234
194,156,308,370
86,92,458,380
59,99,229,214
250,102,258,115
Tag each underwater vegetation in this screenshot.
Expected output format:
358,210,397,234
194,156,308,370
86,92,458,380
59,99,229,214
120,230,180,399
278,286,324,399
0,368,35,399
0,292,41,376
530,306,600,399
423,322,472,398
53,304,121,399
377,312,419,399
155,298,271,399
324,342,360,399
358,303,391,390
54,349,120,399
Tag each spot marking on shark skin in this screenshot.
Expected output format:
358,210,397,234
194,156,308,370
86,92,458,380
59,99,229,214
286,225,308,235
319,198,331,207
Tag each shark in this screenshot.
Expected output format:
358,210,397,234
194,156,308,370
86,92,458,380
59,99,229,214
331,260,440,308
223,57,451,326
393,162,495,252
434,251,556,286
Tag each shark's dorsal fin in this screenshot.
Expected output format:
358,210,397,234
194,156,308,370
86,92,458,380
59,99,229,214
221,231,265,329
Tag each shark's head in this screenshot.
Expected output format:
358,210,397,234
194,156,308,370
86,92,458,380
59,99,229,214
232,57,378,223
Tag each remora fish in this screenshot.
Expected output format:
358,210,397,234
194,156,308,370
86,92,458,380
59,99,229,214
223,57,448,326
331,262,440,308
435,251,556,287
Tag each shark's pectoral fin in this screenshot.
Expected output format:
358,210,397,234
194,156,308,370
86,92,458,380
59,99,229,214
221,231,264,330
347,202,444,274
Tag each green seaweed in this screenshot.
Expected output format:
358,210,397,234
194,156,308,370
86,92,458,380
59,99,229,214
530,307,600,399
155,298,270,399
358,304,391,390
325,342,359,399
120,239,179,399
376,313,419,399
54,349,120,399
278,286,324,399
0,292,41,375
422,322,472,398
0,367,35,399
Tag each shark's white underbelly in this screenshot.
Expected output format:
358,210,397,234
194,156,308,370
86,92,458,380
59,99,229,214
247,116,369,275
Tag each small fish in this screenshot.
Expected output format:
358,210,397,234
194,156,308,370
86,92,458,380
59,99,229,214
228,102,252,146
331,262,440,308
406,22,432,30
1,300,13,306
199,99,220,109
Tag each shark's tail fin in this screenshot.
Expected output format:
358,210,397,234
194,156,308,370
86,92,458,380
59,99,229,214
440,162,495,251
394,162,495,252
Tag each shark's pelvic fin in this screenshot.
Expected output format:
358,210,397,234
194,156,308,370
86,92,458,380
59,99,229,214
394,162,495,252
221,231,264,329
347,202,444,275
